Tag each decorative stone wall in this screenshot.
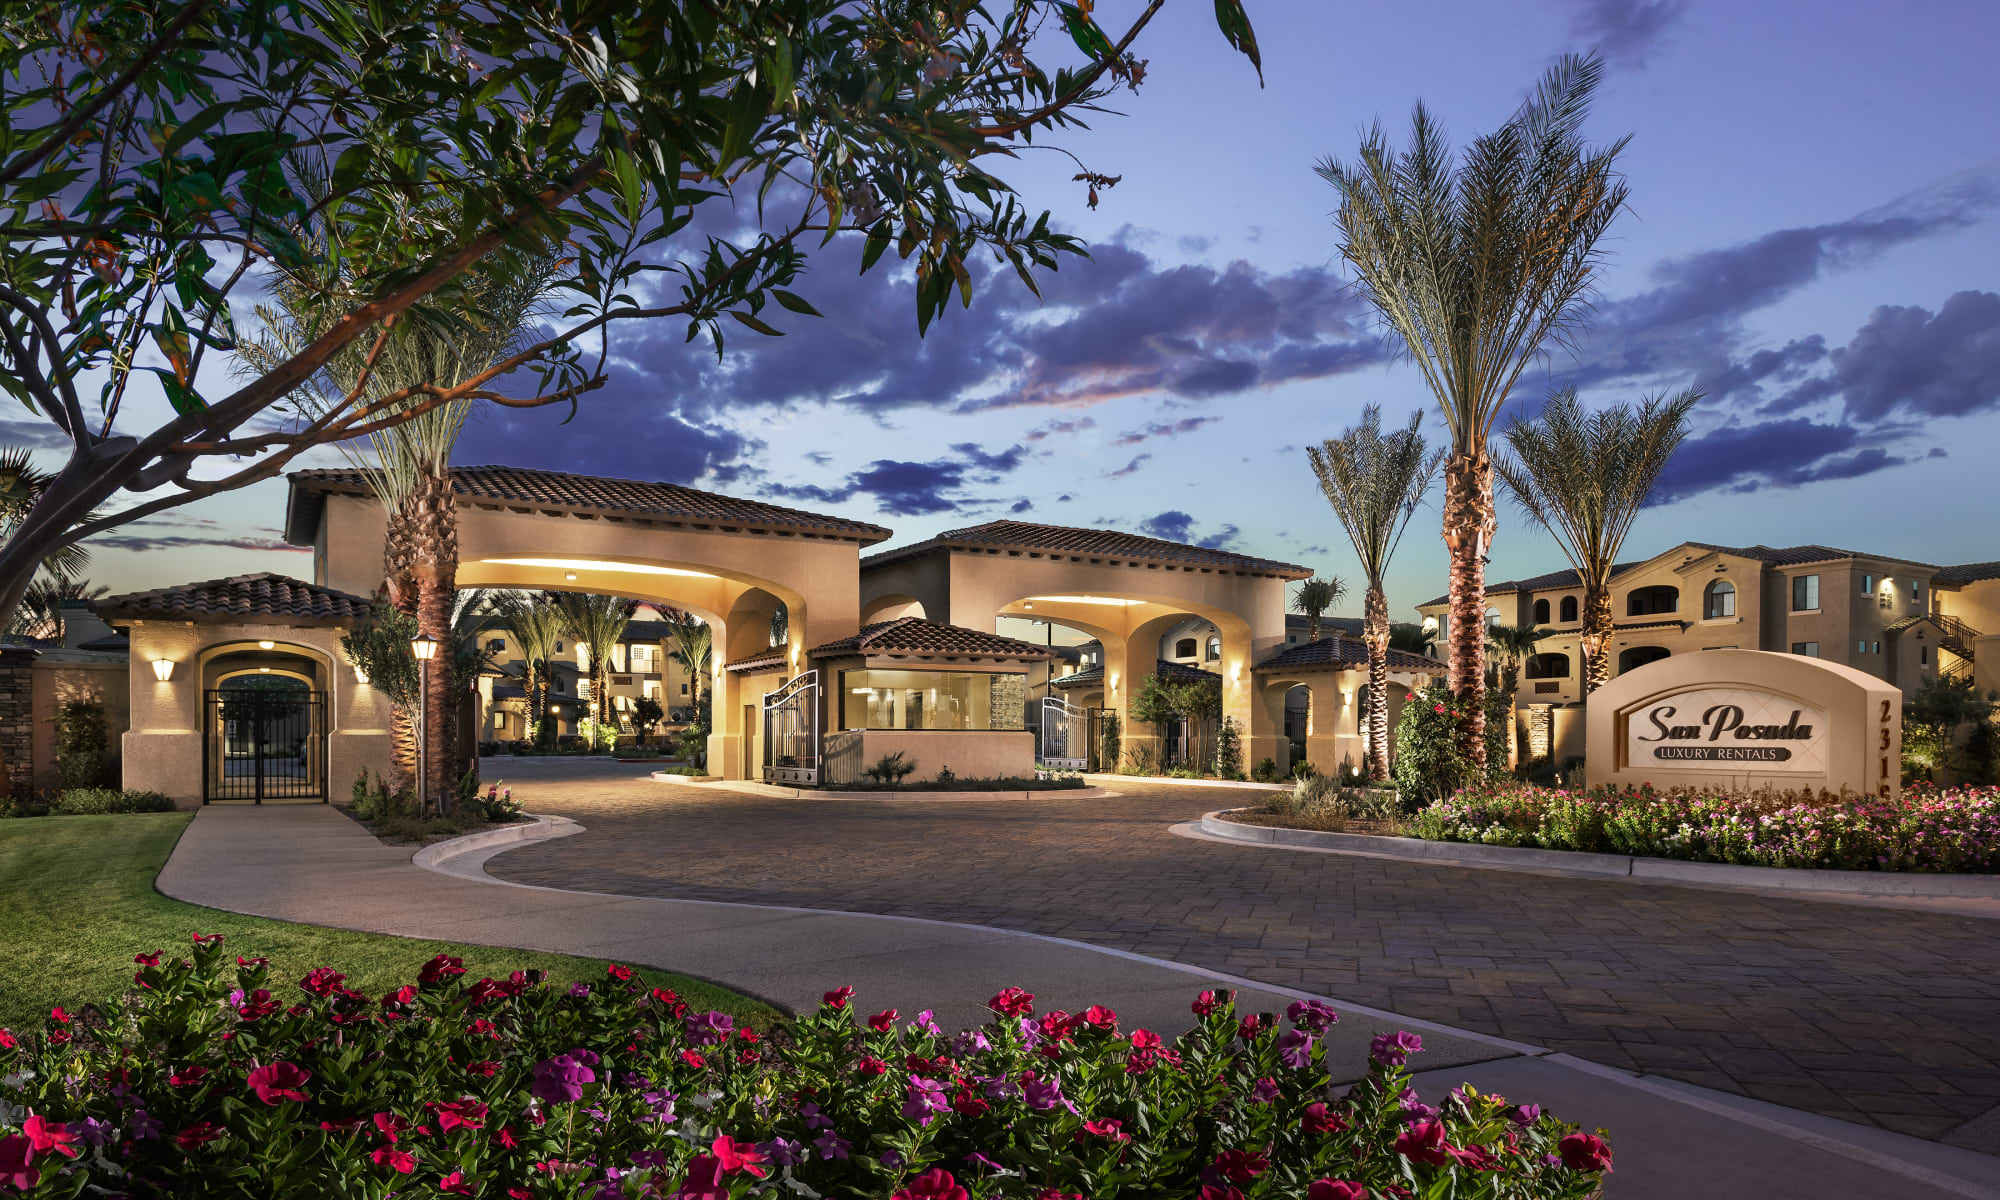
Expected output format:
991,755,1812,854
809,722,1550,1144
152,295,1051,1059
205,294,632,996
0,648,38,794
988,673,1027,730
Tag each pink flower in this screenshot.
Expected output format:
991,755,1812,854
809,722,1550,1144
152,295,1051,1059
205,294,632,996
21,1116,78,1160
428,1099,488,1132
677,1156,730,1200
1302,1102,1347,1134
822,986,855,1010
439,1170,476,1195
1370,1030,1424,1066
1209,1148,1268,1183
710,1134,768,1178
372,1146,417,1173
867,1009,898,1032
1078,1118,1129,1142
1192,989,1231,1016
893,1169,969,1200
1078,1004,1118,1030
1307,1182,1366,1200
0,1136,37,1191
1558,1132,1613,1172
987,987,1035,1017
1394,1120,1451,1166
247,1061,311,1105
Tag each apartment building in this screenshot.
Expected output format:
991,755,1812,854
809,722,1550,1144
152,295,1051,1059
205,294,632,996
474,614,698,742
1415,541,2000,714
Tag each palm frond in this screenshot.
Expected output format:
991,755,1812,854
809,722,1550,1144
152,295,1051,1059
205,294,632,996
1307,406,1444,586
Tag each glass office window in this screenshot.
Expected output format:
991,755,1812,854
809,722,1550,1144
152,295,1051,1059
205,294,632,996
842,670,1025,731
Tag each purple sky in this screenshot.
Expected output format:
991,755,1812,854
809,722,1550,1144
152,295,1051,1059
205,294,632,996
70,0,2000,623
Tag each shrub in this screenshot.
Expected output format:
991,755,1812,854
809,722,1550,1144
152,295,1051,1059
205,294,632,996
1121,743,1159,777
825,775,1087,793
934,763,956,785
577,718,619,752
1482,688,1512,783
864,751,916,784
348,773,410,824
1098,710,1121,772
1411,781,2000,872
478,780,524,821
50,787,175,815
1251,756,1278,783
0,938,1612,1199
54,700,112,791
1293,759,1318,781
1213,716,1244,780
1391,682,1474,809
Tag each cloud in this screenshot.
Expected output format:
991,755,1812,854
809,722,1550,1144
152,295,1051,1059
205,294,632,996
1111,416,1220,446
1652,418,1910,501
1103,453,1151,479
1195,523,1242,550
1562,0,1687,68
1138,511,1195,542
90,534,309,554
454,403,760,486
760,441,1030,517
1804,290,2000,423
1023,416,1096,441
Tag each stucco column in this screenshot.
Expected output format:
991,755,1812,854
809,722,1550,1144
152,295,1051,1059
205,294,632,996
1976,634,2000,698
1098,633,1139,771
1303,677,1346,778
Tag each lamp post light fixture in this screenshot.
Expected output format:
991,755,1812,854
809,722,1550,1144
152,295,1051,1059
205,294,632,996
151,659,174,682
411,635,438,815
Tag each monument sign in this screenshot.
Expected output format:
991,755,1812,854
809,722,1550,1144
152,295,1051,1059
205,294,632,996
1588,649,1899,799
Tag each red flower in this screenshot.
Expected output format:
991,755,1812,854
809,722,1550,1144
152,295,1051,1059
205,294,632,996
0,1136,37,1190
168,1066,209,1088
174,1122,224,1150
247,1061,312,1105
1129,1028,1163,1050
1078,1004,1118,1030
1196,1187,1244,1200
1434,702,1447,714
419,955,466,985
1558,1132,1613,1173
1307,1182,1367,1200
371,1146,417,1173
680,1050,707,1069
47,1007,70,1025
710,1134,768,1178
1078,1118,1129,1142
299,967,347,997
428,1099,489,1132
465,1060,500,1077
1191,990,1231,1016
235,955,269,966
439,1170,476,1195
1209,1148,1268,1183
1394,1121,1452,1166
988,987,1035,1017
1450,1143,1500,1171
22,1115,78,1159
607,963,634,982
373,1113,412,1143
1302,1102,1348,1134
466,1019,500,1040
191,933,224,945
854,1056,887,1077
0,1029,14,1049
491,1126,519,1149
678,1155,730,1200
893,1168,969,1200
866,1009,898,1031
652,986,687,1016
950,1085,991,1118
382,985,417,1007
134,951,161,966
822,986,855,1010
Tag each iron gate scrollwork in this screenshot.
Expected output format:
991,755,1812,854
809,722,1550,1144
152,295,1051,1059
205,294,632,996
1039,695,1087,769
762,671,820,785
204,686,327,803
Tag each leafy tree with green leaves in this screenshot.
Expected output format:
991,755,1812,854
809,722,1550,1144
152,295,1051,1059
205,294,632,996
1904,675,1999,783
0,0,1263,627
632,695,665,749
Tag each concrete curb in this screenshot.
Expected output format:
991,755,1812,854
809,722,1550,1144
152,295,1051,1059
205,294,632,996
661,775,1114,801
411,813,583,876
1081,772,1293,792
1197,809,2000,898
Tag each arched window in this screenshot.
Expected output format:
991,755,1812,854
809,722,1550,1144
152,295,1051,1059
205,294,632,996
1627,586,1679,616
1205,636,1221,661
1533,598,1551,624
1618,646,1671,673
1704,580,1736,619
1174,638,1198,659
1524,652,1571,680
1559,596,1578,623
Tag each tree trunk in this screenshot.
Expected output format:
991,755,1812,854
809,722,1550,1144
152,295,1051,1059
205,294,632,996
389,704,416,797
409,467,459,813
1363,582,1391,781
1442,451,1494,768
1501,664,1521,770
1580,585,1613,694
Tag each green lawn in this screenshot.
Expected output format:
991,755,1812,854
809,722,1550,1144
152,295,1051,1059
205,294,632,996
0,813,782,1033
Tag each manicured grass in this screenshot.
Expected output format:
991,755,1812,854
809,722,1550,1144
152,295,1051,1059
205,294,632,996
0,813,782,1033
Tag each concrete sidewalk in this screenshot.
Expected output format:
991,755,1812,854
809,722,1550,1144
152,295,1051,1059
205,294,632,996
157,805,2000,1200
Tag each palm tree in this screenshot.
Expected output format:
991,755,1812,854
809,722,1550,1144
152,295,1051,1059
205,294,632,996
1291,577,1346,641
556,592,638,729
491,590,566,747
10,571,109,642
661,608,714,714
1485,622,1552,769
242,223,558,806
1496,387,1698,694
1308,406,1443,780
1389,622,1437,659
1317,53,1632,768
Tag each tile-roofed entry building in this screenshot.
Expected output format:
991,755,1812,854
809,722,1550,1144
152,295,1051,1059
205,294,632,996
287,466,894,781
94,574,394,805
1251,636,1445,776
859,520,1310,772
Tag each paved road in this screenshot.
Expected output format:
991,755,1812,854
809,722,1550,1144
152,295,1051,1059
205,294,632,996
483,762,2000,1144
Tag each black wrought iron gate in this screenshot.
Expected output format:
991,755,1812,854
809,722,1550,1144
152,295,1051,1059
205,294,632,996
204,687,327,803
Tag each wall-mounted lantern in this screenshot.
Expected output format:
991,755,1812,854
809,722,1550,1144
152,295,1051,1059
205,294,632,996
353,664,369,684
258,640,275,650
151,659,175,682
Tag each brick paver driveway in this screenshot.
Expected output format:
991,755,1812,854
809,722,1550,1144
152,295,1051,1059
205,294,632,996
486,765,2000,1142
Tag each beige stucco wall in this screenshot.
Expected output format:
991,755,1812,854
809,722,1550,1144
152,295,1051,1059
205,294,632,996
854,730,1036,781
316,492,869,779
1940,579,2000,637
1586,649,1901,798
121,619,393,804
30,657,130,792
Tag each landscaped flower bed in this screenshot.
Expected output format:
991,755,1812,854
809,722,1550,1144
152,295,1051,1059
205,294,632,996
1410,782,2000,872
0,936,1612,1198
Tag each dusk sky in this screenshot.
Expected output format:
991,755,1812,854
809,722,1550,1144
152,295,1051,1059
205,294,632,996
61,0,2000,625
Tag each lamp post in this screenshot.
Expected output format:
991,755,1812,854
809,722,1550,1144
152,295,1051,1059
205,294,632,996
411,634,438,814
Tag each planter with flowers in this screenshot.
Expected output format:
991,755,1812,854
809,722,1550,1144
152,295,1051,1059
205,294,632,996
0,935,1612,1198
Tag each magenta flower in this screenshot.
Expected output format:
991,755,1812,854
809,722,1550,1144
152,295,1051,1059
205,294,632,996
902,1076,949,1126
0,1137,38,1192
1370,1031,1424,1066
1286,999,1339,1033
1022,1074,1068,1112
685,1011,734,1046
1276,1030,1313,1069
246,1061,312,1105
530,1053,596,1104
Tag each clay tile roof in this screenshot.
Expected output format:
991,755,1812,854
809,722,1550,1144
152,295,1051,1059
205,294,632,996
286,465,891,546
862,519,1310,578
1936,562,2000,586
1419,562,1644,609
95,573,372,626
723,646,791,674
809,617,1054,661
1255,636,1444,674
1053,658,1221,690
1613,618,1686,633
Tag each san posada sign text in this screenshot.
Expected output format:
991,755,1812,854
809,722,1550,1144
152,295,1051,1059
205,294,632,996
1625,688,1828,774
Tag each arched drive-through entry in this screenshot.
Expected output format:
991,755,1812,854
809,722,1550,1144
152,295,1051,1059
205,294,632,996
1251,636,1444,777
859,521,1308,770
286,466,891,779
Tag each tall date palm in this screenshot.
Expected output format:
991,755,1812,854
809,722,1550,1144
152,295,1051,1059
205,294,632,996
1497,386,1699,694
557,592,639,729
1317,53,1632,767
492,590,567,748
1291,577,1346,642
1308,406,1443,780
